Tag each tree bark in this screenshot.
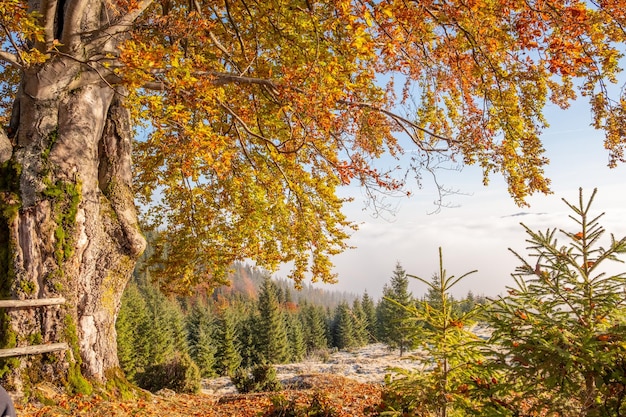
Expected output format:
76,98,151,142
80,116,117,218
0,55,145,391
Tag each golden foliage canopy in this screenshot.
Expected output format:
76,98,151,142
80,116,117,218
1,0,625,291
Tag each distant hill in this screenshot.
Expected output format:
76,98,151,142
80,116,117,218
212,262,261,299
133,233,357,308
212,262,357,309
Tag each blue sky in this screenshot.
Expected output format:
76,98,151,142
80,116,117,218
288,98,626,300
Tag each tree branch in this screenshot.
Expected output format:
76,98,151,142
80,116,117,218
0,51,22,68
39,0,58,47
140,71,279,91
341,100,458,146
141,70,456,146
48,49,121,90
208,74,455,145
218,99,277,146
61,0,91,50
142,81,166,90
1,25,26,66
103,0,155,37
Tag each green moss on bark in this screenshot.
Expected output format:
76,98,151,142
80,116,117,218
42,179,81,265
40,127,81,268
67,363,92,395
0,160,21,379
63,315,93,395
0,321,17,379
41,128,58,162
18,279,36,295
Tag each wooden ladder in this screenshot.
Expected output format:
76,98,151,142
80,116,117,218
0,298,68,358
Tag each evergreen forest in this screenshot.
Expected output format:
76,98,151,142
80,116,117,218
115,245,485,392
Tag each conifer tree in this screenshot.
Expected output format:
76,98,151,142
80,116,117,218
116,282,152,381
165,298,189,355
237,314,261,368
257,277,290,364
332,302,356,350
276,286,286,305
487,189,626,416
117,280,190,389
352,298,369,346
424,273,462,320
300,303,329,354
361,291,378,343
382,248,485,416
325,307,335,345
185,303,217,378
424,273,445,310
142,285,181,365
214,309,242,376
460,291,479,314
286,313,307,362
284,288,294,305
377,262,414,355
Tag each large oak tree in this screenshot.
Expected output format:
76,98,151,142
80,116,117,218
0,0,625,389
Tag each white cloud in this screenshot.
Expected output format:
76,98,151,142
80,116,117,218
282,98,626,301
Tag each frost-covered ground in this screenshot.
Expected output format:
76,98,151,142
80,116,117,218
202,325,493,396
201,343,415,396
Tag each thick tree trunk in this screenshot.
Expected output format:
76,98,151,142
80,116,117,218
0,56,145,392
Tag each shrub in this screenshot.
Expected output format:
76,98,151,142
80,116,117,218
307,391,339,417
266,394,299,417
136,351,201,394
231,363,282,393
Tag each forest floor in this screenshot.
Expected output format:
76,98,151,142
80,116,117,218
16,373,382,416
14,336,488,417
15,344,410,416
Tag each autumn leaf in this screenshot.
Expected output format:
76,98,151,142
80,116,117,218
17,375,382,417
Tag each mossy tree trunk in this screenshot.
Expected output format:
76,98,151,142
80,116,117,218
0,55,146,391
